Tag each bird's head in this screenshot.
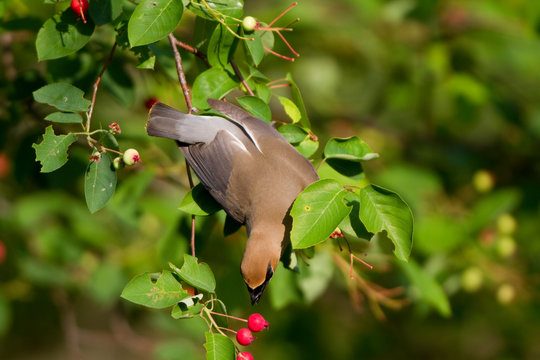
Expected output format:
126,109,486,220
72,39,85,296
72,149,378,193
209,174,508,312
240,231,282,305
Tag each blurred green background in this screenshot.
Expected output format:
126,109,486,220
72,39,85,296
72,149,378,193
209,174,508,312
1,0,540,359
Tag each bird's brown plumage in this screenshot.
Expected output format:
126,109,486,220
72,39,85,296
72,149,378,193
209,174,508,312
146,99,318,304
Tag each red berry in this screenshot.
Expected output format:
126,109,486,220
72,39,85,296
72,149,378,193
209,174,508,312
70,0,89,22
183,285,196,297
145,97,160,110
0,241,6,264
237,351,254,360
248,313,269,332
236,328,255,346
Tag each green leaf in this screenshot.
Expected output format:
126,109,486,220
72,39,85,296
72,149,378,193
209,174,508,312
278,124,308,144
192,67,238,110
255,83,271,103
128,0,184,47
207,23,237,68
269,262,302,309
324,136,379,162
397,259,451,317
187,0,243,23
36,10,94,61
243,30,264,66
170,255,216,293
290,179,352,249
278,96,301,123
120,271,190,309
33,83,91,112
204,332,235,360
171,294,204,319
294,137,318,158
44,112,83,124
89,0,124,26
84,154,117,213
237,96,271,123
178,183,222,216
32,126,77,173
358,185,413,261
286,73,310,129
297,250,334,304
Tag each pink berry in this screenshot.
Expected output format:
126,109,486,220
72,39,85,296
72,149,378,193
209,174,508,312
237,351,254,360
236,328,255,346
248,313,269,332
123,148,141,166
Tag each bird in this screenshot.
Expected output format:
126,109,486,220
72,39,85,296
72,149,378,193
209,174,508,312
146,99,319,304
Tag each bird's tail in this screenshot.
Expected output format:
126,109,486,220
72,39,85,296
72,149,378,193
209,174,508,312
146,102,189,141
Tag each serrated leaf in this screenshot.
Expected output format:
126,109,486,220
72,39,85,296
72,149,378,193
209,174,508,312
84,154,117,213
291,179,352,249
358,185,413,261
286,73,310,129
324,136,379,162
32,126,77,173
178,183,222,216
237,96,271,123
204,332,235,360
278,124,308,144
120,271,189,309
397,259,451,317
33,83,91,112
170,255,216,293
128,0,184,47
44,111,83,124
192,67,238,110
188,0,243,23
278,96,301,123
36,10,94,61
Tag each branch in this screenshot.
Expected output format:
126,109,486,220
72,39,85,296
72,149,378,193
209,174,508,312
230,59,254,96
175,39,210,67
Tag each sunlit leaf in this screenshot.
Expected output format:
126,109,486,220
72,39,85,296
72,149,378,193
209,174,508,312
128,0,184,47
358,185,413,261
32,126,77,173
204,332,235,360
291,179,351,249
178,183,222,216
187,0,243,23
120,271,189,309
84,153,117,213
278,96,301,123
192,67,238,110
44,112,83,124
278,124,308,144
33,83,91,112
207,23,237,68
286,73,310,129
294,137,318,158
324,136,379,162
237,95,271,123
170,255,216,293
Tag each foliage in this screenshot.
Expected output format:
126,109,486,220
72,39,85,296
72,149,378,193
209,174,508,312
1,0,540,359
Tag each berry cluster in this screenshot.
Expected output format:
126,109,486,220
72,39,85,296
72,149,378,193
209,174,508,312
232,313,270,360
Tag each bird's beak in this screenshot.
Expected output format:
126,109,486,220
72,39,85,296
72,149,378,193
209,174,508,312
247,263,274,305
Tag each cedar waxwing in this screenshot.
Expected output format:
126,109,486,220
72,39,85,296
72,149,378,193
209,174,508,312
146,99,319,304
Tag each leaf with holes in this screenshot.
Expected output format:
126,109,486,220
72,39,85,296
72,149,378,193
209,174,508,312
290,179,352,249
33,83,91,112
32,126,77,173
358,185,413,261
84,153,117,213
120,271,190,309
128,0,184,47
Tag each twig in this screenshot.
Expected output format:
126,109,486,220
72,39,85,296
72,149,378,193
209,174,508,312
169,33,198,257
175,39,210,67
230,59,255,96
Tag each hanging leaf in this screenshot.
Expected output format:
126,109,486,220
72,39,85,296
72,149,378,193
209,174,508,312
33,83,91,112
36,10,94,61
237,96,271,123
278,96,302,123
178,183,222,216
358,185,413,261
44,112,83,124
120,271,190,309
191,67,238,110
290,179,352,249
84,153,117,213
32,126,77,173
324,136,379,162
128,0,184,47
204,332,236,360
170,255,216,293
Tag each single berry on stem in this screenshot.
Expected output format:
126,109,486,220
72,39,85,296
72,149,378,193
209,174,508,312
248,313,269,332
236,328,255,346
70,0,89,23
123,148,141,166
237,351,254,360
242,16,257,32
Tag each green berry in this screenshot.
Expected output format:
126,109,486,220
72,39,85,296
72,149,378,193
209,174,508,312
123,148,141,166
496,284,515,304
473,170,494,193
496,236,516,258
242,16,257,32
462,267,483,292
496,213,517,235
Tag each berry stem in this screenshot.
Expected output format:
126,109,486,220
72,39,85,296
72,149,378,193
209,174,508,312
276,30,299,56
268,2,298,27
209,311,248,323
263,46,294,61
230,60,255,96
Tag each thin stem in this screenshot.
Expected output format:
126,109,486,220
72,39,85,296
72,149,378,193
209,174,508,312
268,2,298,27
263,46,294,61
230,59,255,96
269,84,291,89
198,0,254,40
202,308,227,336
276,30,299,56
316,157,327,170
209,311,248,323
